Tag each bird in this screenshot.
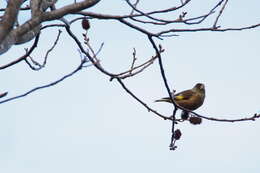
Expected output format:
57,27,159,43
155,83,205,119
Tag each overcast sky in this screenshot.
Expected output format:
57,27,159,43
0,0,260,173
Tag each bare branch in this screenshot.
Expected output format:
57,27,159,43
0,5,30,12
192,112,260,123
116,78,170,120
15,0,100,38
125,0,191,24
126,0,191,17
0,58,90,104
0,0,23,44
76,0,191,20
25,29,62,70
157,23,260,36
116,49,162,79
119,19,159,38
213,0,229,28
129,0,140,15
0,0,101,55
0,33,40,70
130,48,137,73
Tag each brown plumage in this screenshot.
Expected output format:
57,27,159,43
155,83,205,111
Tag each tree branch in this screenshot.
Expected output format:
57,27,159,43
0,33,40,70
0,0,101,55
0,0,23,44
0,58,89,104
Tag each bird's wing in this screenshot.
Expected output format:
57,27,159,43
174,90,195,101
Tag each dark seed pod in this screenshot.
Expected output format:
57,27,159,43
181,111,189,120
174,129,182,140
189,116,202,125
81,18,90,30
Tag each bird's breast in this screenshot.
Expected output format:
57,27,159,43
175,94,204,110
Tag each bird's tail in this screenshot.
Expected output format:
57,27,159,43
154,97,173,103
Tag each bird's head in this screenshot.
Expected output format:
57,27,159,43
193,83,205,95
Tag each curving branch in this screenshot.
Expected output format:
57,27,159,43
0,56,90,104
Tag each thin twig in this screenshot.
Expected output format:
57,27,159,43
83,34,101,65
119,58,156,79
148,37,176,107
213,0,229,28
115,46,164,79
183,0,225,25
65,26,170,120
192,112,260,123
130,0,140,15
157,23,260,36
65,25,117,78
25,30,62,70
117,78,170,120
0,59,89,104
42,29,62,66
0,34,40,70
148,36,178,150
170,107,178,150
129,48,137,74
125,0,191,24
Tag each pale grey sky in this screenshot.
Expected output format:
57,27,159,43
0,0,260,173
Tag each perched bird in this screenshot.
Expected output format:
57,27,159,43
155,83,205,119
